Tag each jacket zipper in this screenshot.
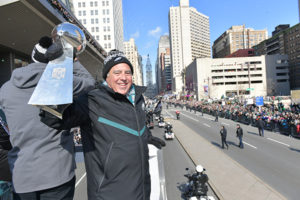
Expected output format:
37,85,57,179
131,105,146,200
97,141,114,192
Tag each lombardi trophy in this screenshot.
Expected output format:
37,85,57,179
28,22,86,118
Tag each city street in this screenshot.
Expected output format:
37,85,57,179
165,105,300,200
73,104,300,200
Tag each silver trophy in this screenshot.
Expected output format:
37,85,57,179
28,22,86,118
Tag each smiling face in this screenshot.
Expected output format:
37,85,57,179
106,63,133,95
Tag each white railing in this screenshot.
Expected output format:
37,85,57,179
148,145,168,200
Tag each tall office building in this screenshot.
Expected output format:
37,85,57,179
123,38,143,85
213,25,267,58
72,0,124,52
253,23,300,90
145,55,156,97
169,0,210,94
156,35,171,94
146,55,153,86
299,0,300,22
138,55,144,86
161,48,172,92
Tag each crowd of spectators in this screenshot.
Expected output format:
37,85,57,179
165,99,300,138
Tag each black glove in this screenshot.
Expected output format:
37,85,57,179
148,135,166,149
39,109,64,130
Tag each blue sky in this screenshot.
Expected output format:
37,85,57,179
123,0,299,84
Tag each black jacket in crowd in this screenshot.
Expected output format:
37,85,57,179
220,128,227,139
257,118,265,129
236,127,243,137
43,84,151,200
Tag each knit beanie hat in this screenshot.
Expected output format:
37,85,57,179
103,49,133,80
31,36,53,63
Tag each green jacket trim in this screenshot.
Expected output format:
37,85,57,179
98,117,145,136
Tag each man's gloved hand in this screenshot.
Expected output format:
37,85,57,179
148,135,166,149
39,109,64,130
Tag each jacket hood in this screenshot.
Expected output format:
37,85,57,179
11,63,47,89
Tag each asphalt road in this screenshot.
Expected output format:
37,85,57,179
151,122,218,200
74,147,87,200
165,105,300,200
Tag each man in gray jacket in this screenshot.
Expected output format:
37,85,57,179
0,36,95,200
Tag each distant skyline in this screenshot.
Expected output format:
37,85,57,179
123,0,299,84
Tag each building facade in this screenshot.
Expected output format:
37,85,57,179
253,25,289,56
145,55,156,98
253,23,300,89
156,35,171,94
138,55,144,86
123,38,143,85
168,0,210,95
212,25,268,58
161,48,172,92
185,55,290,100
72,0,124,52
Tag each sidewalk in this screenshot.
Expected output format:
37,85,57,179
172,119,287,200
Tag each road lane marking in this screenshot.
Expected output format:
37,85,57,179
165,111,175,119
221,122,229,126
243,141,257,149
203,116,214,120
180,112,199,122
267,138,290,147
203,123,210,127
75,172,86,188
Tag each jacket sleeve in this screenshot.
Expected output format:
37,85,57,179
73,61,96,99
40,93,90,130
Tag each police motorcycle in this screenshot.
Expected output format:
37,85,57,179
176,110,180,120
183,165,215,200
158,116,165,128
164,122,174,140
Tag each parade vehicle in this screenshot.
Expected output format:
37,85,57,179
158,116,165,128
164,122,174,140
176,110,180,120
183,165,215,200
